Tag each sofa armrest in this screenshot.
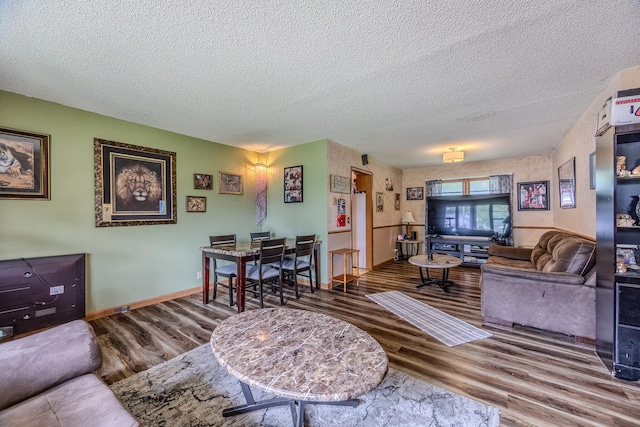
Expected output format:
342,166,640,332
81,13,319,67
487,245,532,261
0,320,102,410
480,263,586,286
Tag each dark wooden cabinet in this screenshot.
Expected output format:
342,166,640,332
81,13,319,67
596,120,640,381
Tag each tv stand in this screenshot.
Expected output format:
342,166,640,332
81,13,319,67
427,236,505,268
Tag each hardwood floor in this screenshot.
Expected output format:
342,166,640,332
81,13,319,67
91,261,640,426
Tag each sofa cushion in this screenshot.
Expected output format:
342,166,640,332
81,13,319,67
0,374,138,427
531,231,567,268
0,320,102,411
542,237,596,275
486,256,537,271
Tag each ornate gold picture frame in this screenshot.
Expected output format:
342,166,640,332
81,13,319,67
94,138,177,227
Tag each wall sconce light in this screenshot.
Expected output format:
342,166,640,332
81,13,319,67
443,147,464,163
254,160,269,225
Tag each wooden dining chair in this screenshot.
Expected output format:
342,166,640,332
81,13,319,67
280,234,315,296
209,234,238,306
245,238,286,308
250,231,271,242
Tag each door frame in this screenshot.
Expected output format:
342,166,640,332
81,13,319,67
351,167,373,270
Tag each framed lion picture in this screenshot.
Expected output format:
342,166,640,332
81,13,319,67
94,138,177,227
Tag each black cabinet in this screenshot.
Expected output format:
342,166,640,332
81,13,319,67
427,237,493,267
596,120,640,381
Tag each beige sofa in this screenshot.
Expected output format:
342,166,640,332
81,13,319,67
0,320,138,427
480,230,596,340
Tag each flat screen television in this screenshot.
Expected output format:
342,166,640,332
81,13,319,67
0,253,86,339
426,194,511,240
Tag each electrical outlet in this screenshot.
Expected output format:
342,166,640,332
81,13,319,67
196,271,202,280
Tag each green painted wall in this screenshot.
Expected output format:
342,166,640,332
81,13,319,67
0,91,276,313
262,141,329,280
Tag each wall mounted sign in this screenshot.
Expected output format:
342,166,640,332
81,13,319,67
329,174,350,193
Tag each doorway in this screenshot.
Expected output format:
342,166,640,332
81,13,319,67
351,168,373,271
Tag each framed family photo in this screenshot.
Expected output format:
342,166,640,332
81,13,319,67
284,165,303,203
517,181,549,210
0,127,50,199
406,187,424,200
94,138,177,227
217,171,243,195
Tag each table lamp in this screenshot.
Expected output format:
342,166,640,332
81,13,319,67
401,211,416,239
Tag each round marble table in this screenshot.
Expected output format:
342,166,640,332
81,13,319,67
409,254,462,293
210,307,388,426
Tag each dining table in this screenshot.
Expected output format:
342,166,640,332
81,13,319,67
201,238,321,312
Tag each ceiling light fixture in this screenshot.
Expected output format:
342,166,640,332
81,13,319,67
443,147,464,163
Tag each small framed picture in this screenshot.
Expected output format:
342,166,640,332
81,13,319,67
193,173,213,190
376,192,384,212
186,195,206,212
217,171,243,195
395,193,400,210
284,165,303,203
517,181,549,211
406,187,424,200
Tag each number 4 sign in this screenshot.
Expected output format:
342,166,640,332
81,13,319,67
611,95,640,125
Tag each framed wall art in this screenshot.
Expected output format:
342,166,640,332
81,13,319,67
284,165,303,203
217,171,243,195
193,173,212,190
589,152,596,189
376,192,383,212
0,127,50,199
517,181,549,210
329,174,350,193
94,138,177,227
558,157,576,209
395,193,400,210
406,187,424,200
186,195,206,212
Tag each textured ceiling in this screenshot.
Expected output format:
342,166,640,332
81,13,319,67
1,1,639,169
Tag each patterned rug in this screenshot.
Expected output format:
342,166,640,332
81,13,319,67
366,291,492,346
111,344,499,426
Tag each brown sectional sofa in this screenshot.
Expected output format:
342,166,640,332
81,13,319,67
0,320,138,427
480,230,596,340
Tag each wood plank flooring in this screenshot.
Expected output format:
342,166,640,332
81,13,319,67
91,261,640,426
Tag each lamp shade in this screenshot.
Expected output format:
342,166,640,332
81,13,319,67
443,148,464,163
401,211,416,224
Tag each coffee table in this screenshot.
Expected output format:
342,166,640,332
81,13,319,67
408,254,462,293
210,308,388,427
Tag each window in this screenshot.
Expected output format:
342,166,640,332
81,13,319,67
441,181,463,195
442,178,491,195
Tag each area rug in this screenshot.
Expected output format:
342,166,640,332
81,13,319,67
366,291,492,347
111,343,499,426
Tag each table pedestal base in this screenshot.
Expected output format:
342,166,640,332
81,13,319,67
416,267,452,293
223,381,358,427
